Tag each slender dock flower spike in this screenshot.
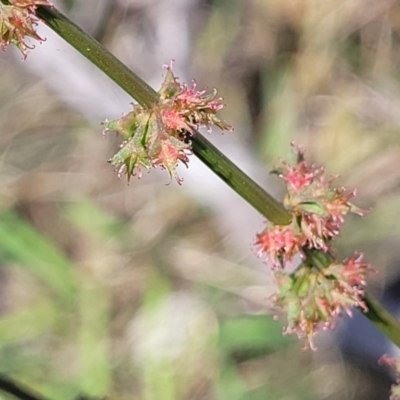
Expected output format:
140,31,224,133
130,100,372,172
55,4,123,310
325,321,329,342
255,144,373,349
103,62,233,184
0,0,52,58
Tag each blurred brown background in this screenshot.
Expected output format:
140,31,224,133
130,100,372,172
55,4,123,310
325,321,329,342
0,0,400,399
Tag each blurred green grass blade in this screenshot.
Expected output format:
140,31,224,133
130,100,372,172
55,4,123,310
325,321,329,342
259,69,297,160
219,316,292,355
0,303,57,347
65,199,124,239
0,211,76,299
66,201,113,397
78,276,111,397
217,364,248,400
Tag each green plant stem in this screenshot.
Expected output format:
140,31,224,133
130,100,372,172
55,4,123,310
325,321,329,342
36,6,157,108
363,293,400,348
34,5,400,347
35,5,291,226
0,374,50,400
191,134,290,224
0,373,102,400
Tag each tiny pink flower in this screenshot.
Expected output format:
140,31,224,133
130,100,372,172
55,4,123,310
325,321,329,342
330,252,371,292
299,213,339,250
159,62,233,133
161,108,193,133
280,160,319,193
255,224,305,268
151,136,191,185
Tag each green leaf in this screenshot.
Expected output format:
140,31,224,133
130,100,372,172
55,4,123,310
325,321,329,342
216,364,248,400
0,303,57,347
298,201,327,216
65,199,124,239
219,316,291,355
78,280,111,398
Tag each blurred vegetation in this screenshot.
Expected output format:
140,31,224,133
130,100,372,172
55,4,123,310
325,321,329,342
1,0,400,399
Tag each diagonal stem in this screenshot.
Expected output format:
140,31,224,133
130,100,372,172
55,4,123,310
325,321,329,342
36,5,158,108
35,5,291,226
0,374,50,400
363,293,400,348
31,4,400,348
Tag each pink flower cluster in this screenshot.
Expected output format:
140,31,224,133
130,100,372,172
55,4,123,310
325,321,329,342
256,145,365,267
159,62,231,134
273,253,370,350
0,0,52,59
103,62,232,184
255,144,372,349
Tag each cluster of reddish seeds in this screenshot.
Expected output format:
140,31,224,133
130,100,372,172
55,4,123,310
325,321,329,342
0,0,52,58
103,62,232,184
256,144,372,349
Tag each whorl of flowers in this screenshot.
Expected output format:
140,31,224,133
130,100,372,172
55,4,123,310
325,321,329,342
0,0,52,58
103,62,232,184
272,253,370,350
255,143,372,349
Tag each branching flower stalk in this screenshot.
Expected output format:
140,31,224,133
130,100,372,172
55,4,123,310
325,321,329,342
1,0,400,375
34,3,292,225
